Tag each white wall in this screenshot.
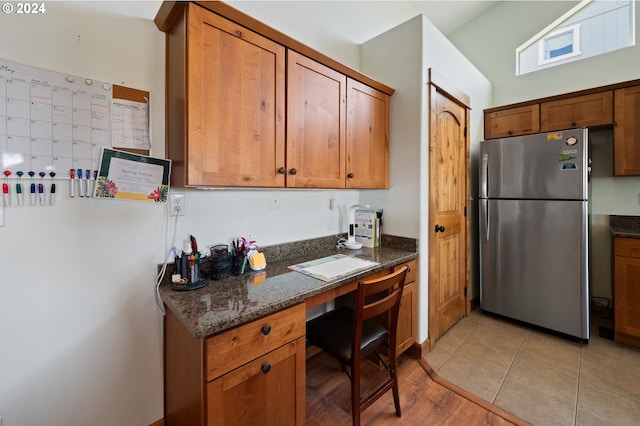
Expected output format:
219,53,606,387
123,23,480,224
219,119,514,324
0,3,360,425
359,16,491,343
450,0,640,300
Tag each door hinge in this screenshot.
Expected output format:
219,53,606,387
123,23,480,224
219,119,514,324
464,206,467,217
464,287,467,297
464,127,467,138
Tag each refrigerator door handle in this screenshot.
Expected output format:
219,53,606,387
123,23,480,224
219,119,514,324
483,199,490,241
480,153,488,199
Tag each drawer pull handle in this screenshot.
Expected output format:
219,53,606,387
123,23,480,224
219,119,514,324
261,363,272,374
261,325,271,335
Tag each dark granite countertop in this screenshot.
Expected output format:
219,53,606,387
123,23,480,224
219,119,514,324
159,235,418,338
610,216,640,239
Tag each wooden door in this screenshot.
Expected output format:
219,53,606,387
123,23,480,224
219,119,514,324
186,4,285,187
286,51,346,188
428,75,468,345
346,78,390,188
614,86,640,176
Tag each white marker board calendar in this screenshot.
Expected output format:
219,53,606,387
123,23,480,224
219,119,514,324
0,57,150,179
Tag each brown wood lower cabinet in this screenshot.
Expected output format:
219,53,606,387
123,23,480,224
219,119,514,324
614,237,640,348
207,338,306,425
164,303,306,425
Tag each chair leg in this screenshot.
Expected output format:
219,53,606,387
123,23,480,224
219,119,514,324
351,369,360,426
390,353,401,417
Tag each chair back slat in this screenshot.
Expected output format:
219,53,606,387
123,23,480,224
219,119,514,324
356,265,408,322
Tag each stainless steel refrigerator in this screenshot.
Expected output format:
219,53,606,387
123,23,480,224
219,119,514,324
479,128,589,341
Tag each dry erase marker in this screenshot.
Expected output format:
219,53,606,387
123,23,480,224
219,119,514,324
16,171,24,207
77,169,84,197
2,170,10,207
91,170,97,197
29,171,36,206
49,172,56,206
2,183,8,208
85,169,90,198
69,169,75,198
38,172,46,206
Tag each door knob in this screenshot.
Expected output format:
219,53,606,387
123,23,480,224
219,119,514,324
435,225,445,233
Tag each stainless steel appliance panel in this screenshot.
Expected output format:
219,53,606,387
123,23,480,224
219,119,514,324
480,128,588,201
479,198,589,339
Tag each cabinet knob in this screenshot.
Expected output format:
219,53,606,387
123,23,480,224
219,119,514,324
278,167,286,174
235,30,243,38
261,363,272,374
507,130,513,135
347,172,354,179
571,121,577,127
261,324,271,335
289,168,297,175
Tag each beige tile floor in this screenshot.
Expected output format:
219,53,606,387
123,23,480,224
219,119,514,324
425,308,640,426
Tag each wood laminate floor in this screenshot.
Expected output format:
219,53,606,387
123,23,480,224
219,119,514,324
306,348,529,425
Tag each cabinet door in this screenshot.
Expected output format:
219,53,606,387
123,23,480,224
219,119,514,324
286,51,346,188
346,78,389,189
396,282,416,355
540,91,613,132
186,4,285,187
394,260,417,355
614,86,640,176
614,238,640,348
484,105,540,139
207,338,306,426
614,254,640,347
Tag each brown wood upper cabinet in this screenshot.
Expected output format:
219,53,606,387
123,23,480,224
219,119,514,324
167,3,286,187
613,85,640,176
484,104,540,140
158,2,391,188
540,91,613,132
346,79,390,188
286,51,346,188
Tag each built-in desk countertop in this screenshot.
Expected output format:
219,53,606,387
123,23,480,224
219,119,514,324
159,235,418,338
610,215,640,239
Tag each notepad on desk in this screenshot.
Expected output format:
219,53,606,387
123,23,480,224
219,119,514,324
288,254,379,282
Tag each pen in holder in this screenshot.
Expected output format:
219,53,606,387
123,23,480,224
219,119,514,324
176,252,200,284
231,252,247,275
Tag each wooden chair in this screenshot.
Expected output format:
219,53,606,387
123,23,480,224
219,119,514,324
306,265,409,425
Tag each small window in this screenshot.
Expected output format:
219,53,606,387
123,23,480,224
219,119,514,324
538,24,582,65
516,0,635,75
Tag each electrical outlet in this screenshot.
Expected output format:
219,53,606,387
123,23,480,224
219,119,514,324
169,193,185,216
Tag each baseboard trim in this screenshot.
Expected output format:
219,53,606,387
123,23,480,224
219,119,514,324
149,419,164,426
406,338,430,359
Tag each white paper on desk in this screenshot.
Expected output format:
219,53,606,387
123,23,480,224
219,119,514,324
288,254,379,282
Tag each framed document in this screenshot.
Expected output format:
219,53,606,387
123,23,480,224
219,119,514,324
95,148,170,203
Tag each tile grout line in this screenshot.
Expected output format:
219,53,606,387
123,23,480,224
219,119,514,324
491,327,529,404
436,317,483,372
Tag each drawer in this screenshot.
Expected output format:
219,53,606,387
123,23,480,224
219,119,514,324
206,303,306,381
395,259,417,283
615,237,640,259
